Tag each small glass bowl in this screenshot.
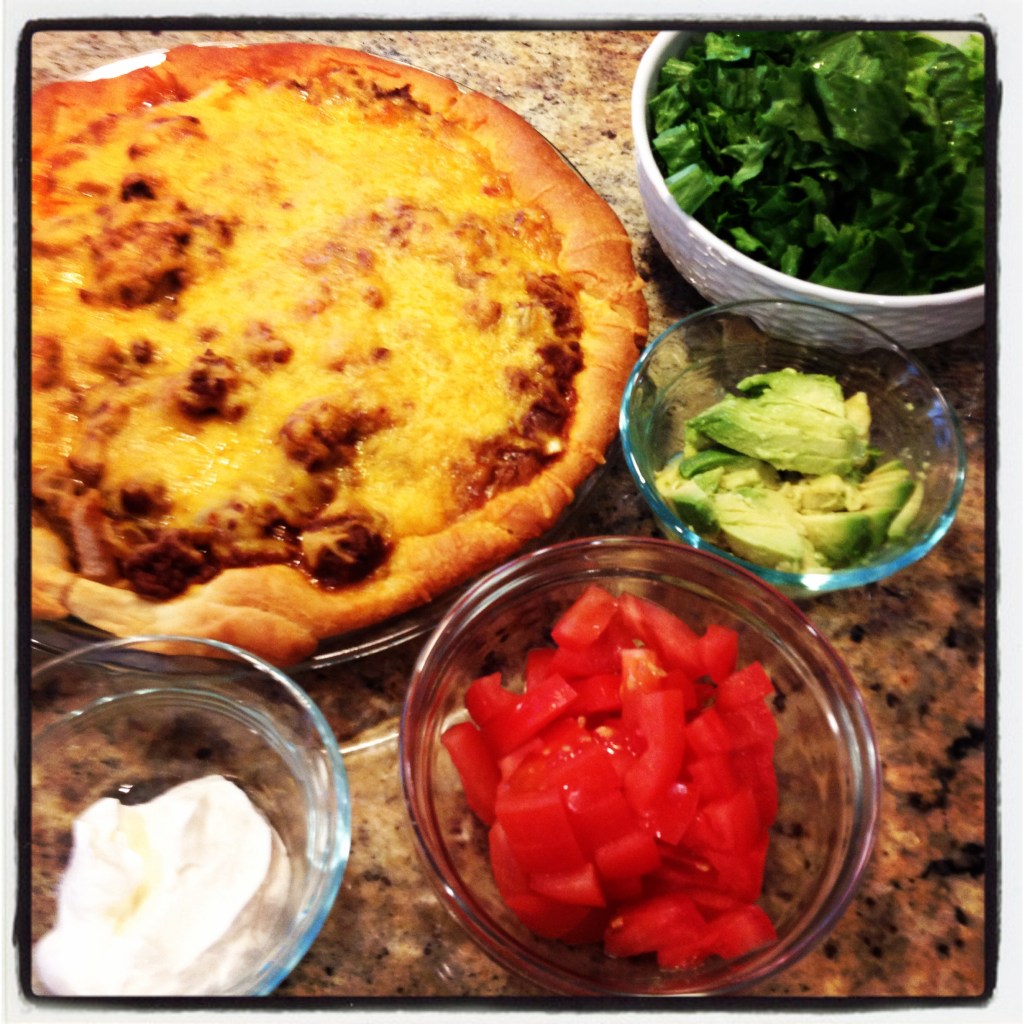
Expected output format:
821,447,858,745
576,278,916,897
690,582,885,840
29,636,351,997
619,299,966,598
400,536,880,996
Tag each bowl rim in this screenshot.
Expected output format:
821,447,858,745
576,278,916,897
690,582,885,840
618,299,968,595
630,29,985,309
29,634,352,997
400,534,882,995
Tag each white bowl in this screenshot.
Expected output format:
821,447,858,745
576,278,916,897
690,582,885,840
631,31,985,349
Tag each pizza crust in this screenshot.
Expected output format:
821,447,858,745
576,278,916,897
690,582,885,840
30,43,648,666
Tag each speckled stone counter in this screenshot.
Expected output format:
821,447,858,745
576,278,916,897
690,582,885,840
28,26,990,1003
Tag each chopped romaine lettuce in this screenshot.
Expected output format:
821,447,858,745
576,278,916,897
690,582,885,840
648,30,986,295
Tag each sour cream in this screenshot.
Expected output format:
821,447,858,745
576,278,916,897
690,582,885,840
34,774,291,996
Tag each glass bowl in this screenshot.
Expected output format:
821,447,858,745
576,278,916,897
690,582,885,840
28,636,351,997
399,536,880,996
619,299,966,598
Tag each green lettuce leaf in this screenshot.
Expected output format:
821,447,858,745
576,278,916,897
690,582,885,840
647,29,986,294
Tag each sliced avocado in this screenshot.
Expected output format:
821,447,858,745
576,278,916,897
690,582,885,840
859,459,916,511
782,472,859,513
665,478,719,532
799,510,881,567
736,368,846,416
713,489,810,570
687,369,868,476
675,447,754,479
887,480,924,539
843,391,872,443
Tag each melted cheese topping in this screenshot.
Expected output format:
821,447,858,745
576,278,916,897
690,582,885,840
32,68,581,568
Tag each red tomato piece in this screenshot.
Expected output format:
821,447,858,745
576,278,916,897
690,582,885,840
568,671,623,717
619,644,667,698
524,646,558,689
548,623,628,677
592,719,636,779
558,906,614,946
509,727,621,797
464,672,518,728
494,784,587,874
594,827,662,881
551,584,621,649
701,903,777,960
685,751,739,804
716,660,774,709
602,874,645,904
684,785,763,853
622,688,687,814
660,668,699,712
529,860,606,908
730,742,779,826
641,780,699,846
604,891,707,959
702,834,770,903
685,705,734,758
618,592,705,679
482,673,578,758
699,623,739,683
440,720,500,825
564,783,638,853
719,700,779,750
656,933,710,969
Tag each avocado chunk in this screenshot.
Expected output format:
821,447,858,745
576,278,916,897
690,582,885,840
714,489,811,571
859,459,916,511
687,368,869,476
660,477,719,533
799,508,895,567
782,472,860,513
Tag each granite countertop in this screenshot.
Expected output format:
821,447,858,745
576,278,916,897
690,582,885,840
27,26,989,1002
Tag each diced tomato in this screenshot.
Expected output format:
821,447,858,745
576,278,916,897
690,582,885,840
660,668,699,712
702,835,770,903
719,700,779,750
701,903,777,960
622,688,687,813
604,891,706,959
619,645,666,697
716,660,774,709
482,673,578,758
529,860,606,908
641,780,699,846
602,874,645,904
551,584,621,649
731,742,779,827
493,784,587,874
451,585,780,973
440,720,499,825
564,784,637,853
656,932,710,969
591,718,636,779
524,646,558,689
488,821,594,940
685,705,734,758
618,592,705,678
594,827,662,881
509,726,621,796
558,906,612,946
567,671,623,717
684,786,763,853
464,671,519,728
699,623,739,683
685,751,739,803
